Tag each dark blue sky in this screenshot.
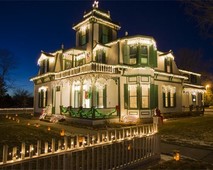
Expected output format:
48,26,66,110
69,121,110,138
0,0,211,95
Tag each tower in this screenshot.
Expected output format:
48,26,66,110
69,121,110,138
72,1,121,54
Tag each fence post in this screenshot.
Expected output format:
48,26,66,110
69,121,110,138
97,132,100,144
2,145,8,164
44,142,48,153
21,142,25,160
114,129,117,141
123,128,125,139
106,130,109,142
58,140,62,151
37,140,41,156
12,147,17,161
119,130,121,140
76,135,79,148
29,144,34,158
52,138,55,153
87,134,90,147
64,136,68,150
70,138,74,149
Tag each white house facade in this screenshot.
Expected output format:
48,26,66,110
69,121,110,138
30,2,205,121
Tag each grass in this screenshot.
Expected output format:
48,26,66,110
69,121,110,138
158,114,213,148
1,112,213,169
0,114,63,147
148,159,213,170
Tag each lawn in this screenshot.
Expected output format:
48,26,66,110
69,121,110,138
158,114,213,148
0,114,63,147
148,159,213,170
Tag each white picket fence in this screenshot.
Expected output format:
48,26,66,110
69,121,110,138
0,124,160,170
0,108,33,114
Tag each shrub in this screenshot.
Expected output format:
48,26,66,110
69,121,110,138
163,111,203,119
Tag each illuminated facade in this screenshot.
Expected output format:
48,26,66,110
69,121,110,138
31,2,205,120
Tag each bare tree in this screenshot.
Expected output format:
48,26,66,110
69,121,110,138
175,48,204,72
182,1,213,38
13,89,33,108
0,49,16,96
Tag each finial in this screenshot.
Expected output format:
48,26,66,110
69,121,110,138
92,0,99,8
61,43,64,50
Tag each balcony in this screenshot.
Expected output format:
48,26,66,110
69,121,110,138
55,62,119,79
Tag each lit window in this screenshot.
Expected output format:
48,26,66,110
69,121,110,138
64,59,72,70
140,46,148,64
129,46,137,65
96,50,106,63
82,84,91,108
40,59,49,74
141,84,149,108
79,29,88,46
129,85,138,109
74,84,81,108
163,86,176,108
165,58,172,73
99,25,112,44
192,94,196,103
38,88,48,108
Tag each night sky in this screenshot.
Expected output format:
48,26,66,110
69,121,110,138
0,0,212,95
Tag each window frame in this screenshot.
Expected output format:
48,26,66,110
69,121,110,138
38,89,48,108
163,87,176,108
140,45,148,65
141,84,149,109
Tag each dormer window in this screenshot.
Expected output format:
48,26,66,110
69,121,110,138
40,59,49,74
129,45,137,65
165,57,172,73
140,46,148,64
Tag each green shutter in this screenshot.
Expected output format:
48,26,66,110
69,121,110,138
96,91,99,108
79,31,81,46
103,87,106,108
86,29,89,43
138,85,141,108
41,90,44,108
99,24,102,43
45,90,48,107
168,92,171,107
150,84,158,109
154,85,158,108
164,58,167,72
109,28,112,42
149,45,157,68
173,93,176,107
124,84,128,109
137,46,141,66
38,92,41,108
170,59,173,73
123,42,129,64
163,92,166,108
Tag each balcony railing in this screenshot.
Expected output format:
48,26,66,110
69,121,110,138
55,62,118,79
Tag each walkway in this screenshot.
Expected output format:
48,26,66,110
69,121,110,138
160,110,213,164
160,142,213,164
